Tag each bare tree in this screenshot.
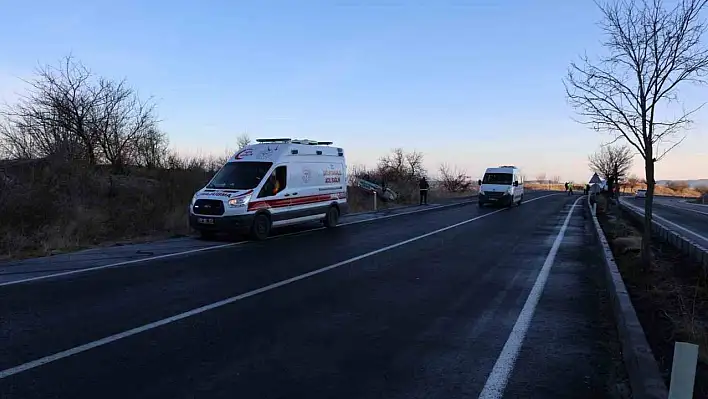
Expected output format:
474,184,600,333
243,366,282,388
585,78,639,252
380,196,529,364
551,175,562,184
626,174,641,191
565,0,708,268
236,133,251,150
588,144,633,195
535,172,547,183
0,55,163,168
378,148,425,183
404,150,425,179
439,164,472,192
93,80,157,169
134,128,168,169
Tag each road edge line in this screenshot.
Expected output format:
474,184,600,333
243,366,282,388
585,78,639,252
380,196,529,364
588,197,668,399
477,195,582,398
1,193,559,288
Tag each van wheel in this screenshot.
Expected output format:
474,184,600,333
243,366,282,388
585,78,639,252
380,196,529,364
250,214,271,240
517,195,523,206
478,202,484,208
324,206,340,228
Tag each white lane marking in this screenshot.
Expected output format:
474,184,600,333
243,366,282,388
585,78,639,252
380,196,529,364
477,195,582,399
0,193,558,288
621,200,708,243
0,194,561,379
661,202,708,216
0,242,245,288
0,201,473,287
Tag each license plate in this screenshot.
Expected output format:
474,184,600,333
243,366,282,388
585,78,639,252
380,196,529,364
198,217,215,225
489,198,497,201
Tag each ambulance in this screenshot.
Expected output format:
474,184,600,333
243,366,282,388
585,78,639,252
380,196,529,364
477,165,524,207
189,138,348,240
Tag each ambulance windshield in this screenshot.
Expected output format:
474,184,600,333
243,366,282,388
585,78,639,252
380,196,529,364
207,161,273,190
482,173,513,185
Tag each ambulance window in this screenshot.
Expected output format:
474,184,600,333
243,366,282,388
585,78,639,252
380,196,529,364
257,166,287,198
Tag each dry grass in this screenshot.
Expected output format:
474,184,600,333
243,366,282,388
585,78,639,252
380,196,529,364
525,182,702,198
0,160,210,258
0,161,480,258
525,183,580,191
598,206,708,395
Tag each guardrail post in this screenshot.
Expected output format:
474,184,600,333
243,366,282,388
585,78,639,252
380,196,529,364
668,341,699,399
373,190,377,211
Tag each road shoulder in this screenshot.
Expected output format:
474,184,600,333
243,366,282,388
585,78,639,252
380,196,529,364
502,196,631,398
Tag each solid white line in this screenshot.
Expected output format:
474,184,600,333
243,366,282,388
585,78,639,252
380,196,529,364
477,195,582,399
0,242,245,288
621,200,708,243
0,193,558,288
0,202,471,287
661,202,708,216
0,194,560,379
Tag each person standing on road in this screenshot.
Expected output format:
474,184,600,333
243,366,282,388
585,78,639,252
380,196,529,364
419,177,430,205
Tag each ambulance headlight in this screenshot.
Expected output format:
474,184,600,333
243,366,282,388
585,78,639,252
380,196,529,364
228,194,251,207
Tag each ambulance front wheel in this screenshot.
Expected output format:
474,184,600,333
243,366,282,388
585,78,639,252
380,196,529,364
250,213,271,241
323,206,340,228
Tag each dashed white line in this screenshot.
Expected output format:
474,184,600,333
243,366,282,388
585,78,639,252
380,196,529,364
477,195,582,399
0,193,560,379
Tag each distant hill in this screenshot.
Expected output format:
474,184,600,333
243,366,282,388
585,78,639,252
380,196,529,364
656,179,708,188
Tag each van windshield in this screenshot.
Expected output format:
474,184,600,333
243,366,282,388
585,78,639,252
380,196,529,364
206,161,273,190
482,173,513,185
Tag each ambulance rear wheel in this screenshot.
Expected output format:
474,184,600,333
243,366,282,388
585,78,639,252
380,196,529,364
250,213,271,241
324,206,340,228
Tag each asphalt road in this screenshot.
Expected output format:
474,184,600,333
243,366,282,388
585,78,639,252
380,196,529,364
623,196,708,247
0,191,625,399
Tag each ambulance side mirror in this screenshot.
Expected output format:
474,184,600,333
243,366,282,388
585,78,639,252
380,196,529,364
477,179,482,185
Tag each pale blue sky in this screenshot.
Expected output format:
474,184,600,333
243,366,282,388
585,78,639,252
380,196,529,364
1,0,706,181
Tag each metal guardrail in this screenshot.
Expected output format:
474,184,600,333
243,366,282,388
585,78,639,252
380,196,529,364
618,199,708,272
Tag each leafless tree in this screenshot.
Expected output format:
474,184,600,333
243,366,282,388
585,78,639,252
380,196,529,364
134,128,168,169
1,56,103,163
93,82,157,169
378,148,425,183
439,164,472,192
565,0,708,268
236,133,251,150
535,172,547,183
551,175,562,184
626,174,641,191
0,55,162,168
588,145,633,194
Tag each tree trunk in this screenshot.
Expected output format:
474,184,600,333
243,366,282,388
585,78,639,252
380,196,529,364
641,156,655,271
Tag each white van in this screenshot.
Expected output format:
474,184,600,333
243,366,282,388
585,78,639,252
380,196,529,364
477,165,524,207
189,138,348,240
